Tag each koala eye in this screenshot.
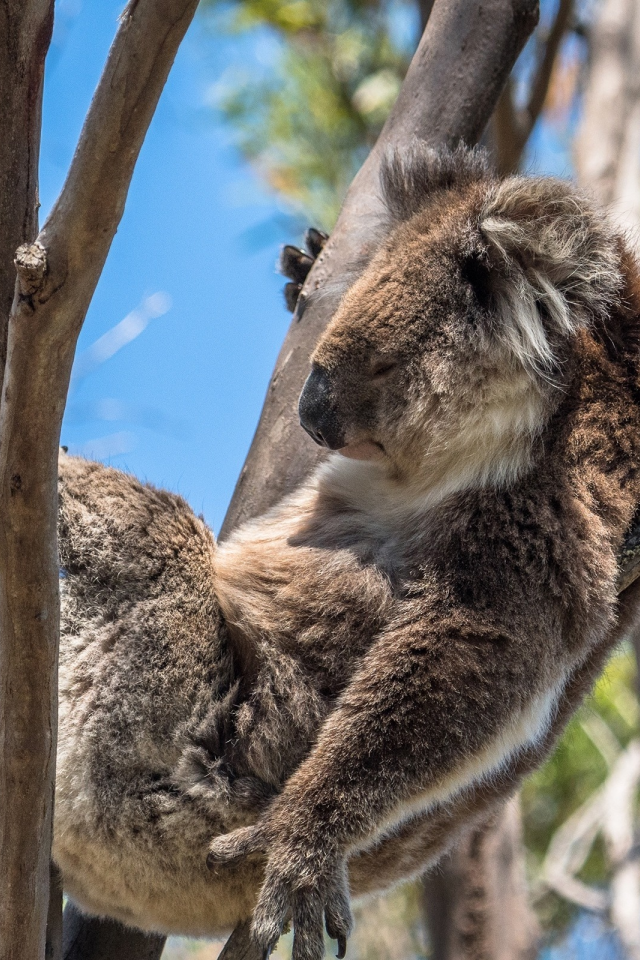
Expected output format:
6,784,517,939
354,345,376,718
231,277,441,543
372,360,398,380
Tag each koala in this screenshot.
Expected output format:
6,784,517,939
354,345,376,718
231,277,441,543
54,143,640,959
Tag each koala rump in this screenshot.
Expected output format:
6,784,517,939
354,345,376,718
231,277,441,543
55,145,640,956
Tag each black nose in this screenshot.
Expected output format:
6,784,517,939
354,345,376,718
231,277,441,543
298,365,345,450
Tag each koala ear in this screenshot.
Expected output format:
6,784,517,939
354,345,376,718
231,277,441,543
380,141,489,225
478,178,623,373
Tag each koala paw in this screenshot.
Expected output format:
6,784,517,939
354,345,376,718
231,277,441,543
280,227,329,314
254,853,352,960
208,824,352,960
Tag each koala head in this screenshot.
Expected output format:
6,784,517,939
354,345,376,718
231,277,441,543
299,144,623,493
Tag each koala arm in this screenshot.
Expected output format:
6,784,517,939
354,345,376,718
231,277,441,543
208,611,554,960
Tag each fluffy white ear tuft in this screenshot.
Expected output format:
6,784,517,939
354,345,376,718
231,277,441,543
480,178,622,373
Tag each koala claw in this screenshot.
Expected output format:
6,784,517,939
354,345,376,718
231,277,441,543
280,228,329,313
304,227,329,259
249,851,352,960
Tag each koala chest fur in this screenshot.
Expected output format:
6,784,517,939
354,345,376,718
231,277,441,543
54,145,640,943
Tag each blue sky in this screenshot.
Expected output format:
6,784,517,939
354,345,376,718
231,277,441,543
45,0,294,532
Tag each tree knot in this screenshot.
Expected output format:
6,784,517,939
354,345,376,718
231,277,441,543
14,242,48,299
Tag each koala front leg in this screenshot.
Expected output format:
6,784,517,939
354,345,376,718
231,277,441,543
208,615,557,960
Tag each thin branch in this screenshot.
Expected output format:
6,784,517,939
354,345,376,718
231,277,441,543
492,0,573,174
217,921,263,960
493,79,524,175
541,787,608,912
525,0,573,132
0,0,53,397
0,1,198,957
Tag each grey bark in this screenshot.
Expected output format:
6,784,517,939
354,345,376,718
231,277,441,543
0,0,53,394
46,865,63,960
422,798,539,960
0,5,55,958
61,905,165,960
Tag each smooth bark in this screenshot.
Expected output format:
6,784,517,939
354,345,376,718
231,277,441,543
0,5,55,957
0,0,53,393
61,905,165,960
493,0,573,174
422,799,538,960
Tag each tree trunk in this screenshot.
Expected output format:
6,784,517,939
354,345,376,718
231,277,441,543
0,5,55,959
422,799,538,960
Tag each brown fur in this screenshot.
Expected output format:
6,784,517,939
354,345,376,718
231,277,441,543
54,145,640,958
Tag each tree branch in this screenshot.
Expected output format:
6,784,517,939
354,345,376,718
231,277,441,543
60,904,165,960
0,1,198,958
603,741,640,960
525,0,573,134
0,0,53,397
493,0,573,174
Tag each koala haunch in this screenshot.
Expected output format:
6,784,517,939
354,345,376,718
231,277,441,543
55,144,640,956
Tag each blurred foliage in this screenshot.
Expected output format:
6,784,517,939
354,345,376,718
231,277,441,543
201,0,591,226
202,0,420,228
522,645,639,938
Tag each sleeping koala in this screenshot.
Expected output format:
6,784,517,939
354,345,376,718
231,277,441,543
55,144,640,959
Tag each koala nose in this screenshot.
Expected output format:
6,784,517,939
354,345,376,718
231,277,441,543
298,365,345,450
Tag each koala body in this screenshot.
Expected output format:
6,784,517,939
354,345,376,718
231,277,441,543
55,146,640,953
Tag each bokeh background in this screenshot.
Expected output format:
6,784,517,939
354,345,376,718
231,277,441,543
46,1,640,957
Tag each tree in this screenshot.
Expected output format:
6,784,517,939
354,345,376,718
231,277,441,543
0,3,200,958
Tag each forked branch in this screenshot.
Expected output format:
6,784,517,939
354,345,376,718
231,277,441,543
0,2,199,958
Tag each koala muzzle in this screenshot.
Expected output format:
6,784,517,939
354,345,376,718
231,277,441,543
298,365,345,450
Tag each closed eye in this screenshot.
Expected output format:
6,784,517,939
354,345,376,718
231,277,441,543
372,360,398,379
